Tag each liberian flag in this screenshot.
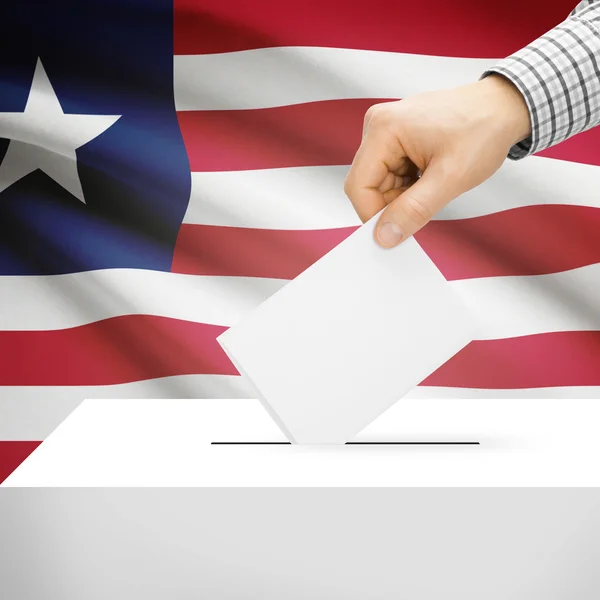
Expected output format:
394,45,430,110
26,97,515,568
1,0,598,482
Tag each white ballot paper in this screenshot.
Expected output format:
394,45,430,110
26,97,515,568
217,214,478,444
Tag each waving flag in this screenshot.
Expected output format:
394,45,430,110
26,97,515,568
1,0,598,481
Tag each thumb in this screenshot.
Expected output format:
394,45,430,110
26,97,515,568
374,159,460,248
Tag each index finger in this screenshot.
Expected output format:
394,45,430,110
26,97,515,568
344,129,406,223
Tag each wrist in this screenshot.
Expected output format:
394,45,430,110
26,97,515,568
475,73,532,147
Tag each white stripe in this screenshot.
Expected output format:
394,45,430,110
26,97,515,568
3,378,599,440
2,258,600,338
174,47,496,110
0,271,286,331
450,262,600,340
441,154,600,220
184,157,600,230
185,167,361,229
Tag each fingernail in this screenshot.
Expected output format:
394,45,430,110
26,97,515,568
377,221,403,247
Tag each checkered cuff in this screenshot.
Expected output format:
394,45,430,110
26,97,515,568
481,4,600,160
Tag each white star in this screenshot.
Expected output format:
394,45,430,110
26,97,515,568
0,58,120,203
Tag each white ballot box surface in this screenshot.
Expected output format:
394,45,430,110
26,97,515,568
5,397,600,487
218,214,477,444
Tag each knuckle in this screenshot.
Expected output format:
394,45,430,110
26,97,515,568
364,104,379,120
343,175,353,198
343,176,369,223
364,103,388,127
344,171,356,198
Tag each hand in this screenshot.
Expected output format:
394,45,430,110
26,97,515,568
343,74,532,247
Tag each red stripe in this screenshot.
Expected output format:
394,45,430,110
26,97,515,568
417,205,600,280
538,126,600,165
179,100,600,172
0,441,41,484
172,204,600,280
0,316,236,386
1,323,597,391
172,224,355,279
422,331,600,388
178,99,384,172
174,0,571,58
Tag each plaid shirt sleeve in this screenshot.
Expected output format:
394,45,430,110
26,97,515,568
481,0,600,160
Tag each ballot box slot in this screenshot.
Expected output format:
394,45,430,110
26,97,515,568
210,441,480,445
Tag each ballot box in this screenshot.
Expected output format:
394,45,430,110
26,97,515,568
5,396,600,487
3,397,600,600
